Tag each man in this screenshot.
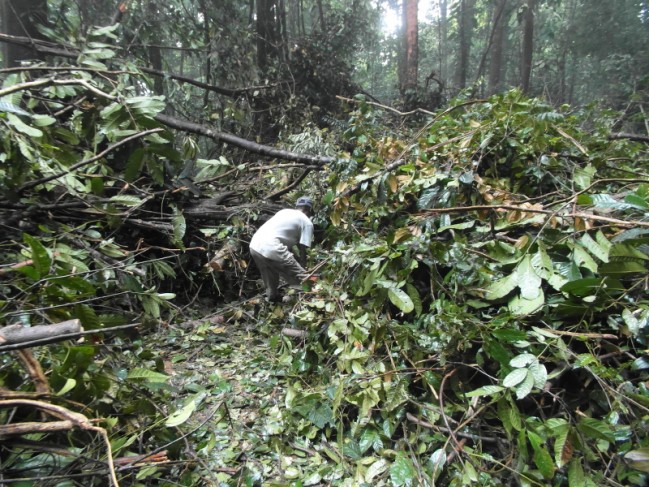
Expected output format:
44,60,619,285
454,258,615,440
249,196,314,302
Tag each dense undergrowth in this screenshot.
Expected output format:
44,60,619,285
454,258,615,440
1,46,649,486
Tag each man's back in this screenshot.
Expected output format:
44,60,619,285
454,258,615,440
250,209,313,259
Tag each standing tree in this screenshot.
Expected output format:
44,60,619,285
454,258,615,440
487,0,509,95
520,0,536,93
401,0,419,93
453,0,476,92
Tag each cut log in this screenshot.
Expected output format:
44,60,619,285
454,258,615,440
206,240,240,272
281,328,307,338
0,319,82,345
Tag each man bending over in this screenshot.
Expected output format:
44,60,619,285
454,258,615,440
249,196,314,302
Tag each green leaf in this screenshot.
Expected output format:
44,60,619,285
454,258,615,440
428,449,446,481
580,233,609,262
32,114,56,127
528,362,548,389
517,256,542,299
465,385,505,397
55,378,77,396
126,368,169,383
485,270,519,300
172,209,186,246
388,287,414,313
624,194,649,209
307,403,333,428
406,282,422,316
568,459,586,487
528,431,555,478
600,261,647,275
365,459,389,483
573,245,598,272
624,448,649,473
7,113,42,137
23,233,51,279
510,353,536,368
109,195,143,206
515,370,535,399
503,368,528,388
0,100,30,116
610,243,649,261
165,400,196,427
390,452,415,486
508,289,544,316
577,417,615,443
531,244,553,280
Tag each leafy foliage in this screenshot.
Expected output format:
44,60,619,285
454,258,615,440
1,5,649,486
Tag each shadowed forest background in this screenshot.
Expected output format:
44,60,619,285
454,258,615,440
1,1,649,486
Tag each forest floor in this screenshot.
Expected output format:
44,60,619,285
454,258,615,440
159,292,328,485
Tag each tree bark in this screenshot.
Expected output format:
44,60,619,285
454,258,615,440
520,0,535,94
454,0,476,91
402,0,419,92
257,0,279,70
0,320,82,345
487,0,508,95
154,113,335,166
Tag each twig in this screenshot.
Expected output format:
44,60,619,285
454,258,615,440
0,78,117,101
419,204,649,228
405,412,497,443
265,168,313,200
0,399,119,486
439,369,464,461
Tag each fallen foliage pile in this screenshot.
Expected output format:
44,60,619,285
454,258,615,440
1,44,649,486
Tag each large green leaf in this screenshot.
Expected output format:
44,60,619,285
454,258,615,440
388,287,414,313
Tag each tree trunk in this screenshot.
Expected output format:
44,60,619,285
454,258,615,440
257,0,278,70
487,0,507,95
402,0,419,93
454,0,476,91
520,0,535,94
438,0,449,83
1,0,48,67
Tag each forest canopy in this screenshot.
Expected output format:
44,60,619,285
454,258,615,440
1,1,649,486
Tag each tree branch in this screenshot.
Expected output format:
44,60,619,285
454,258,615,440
154,113,335,166
609,132,649,143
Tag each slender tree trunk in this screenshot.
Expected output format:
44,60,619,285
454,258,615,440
279,0,289,61
487,0,507,95
438,0,448,83
147,3,164,96
403,0,419,92
197,0,212,107
257,0,279,70
520,0,535,94
316,0,325,29
1,0,48,67
454,0,476,91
